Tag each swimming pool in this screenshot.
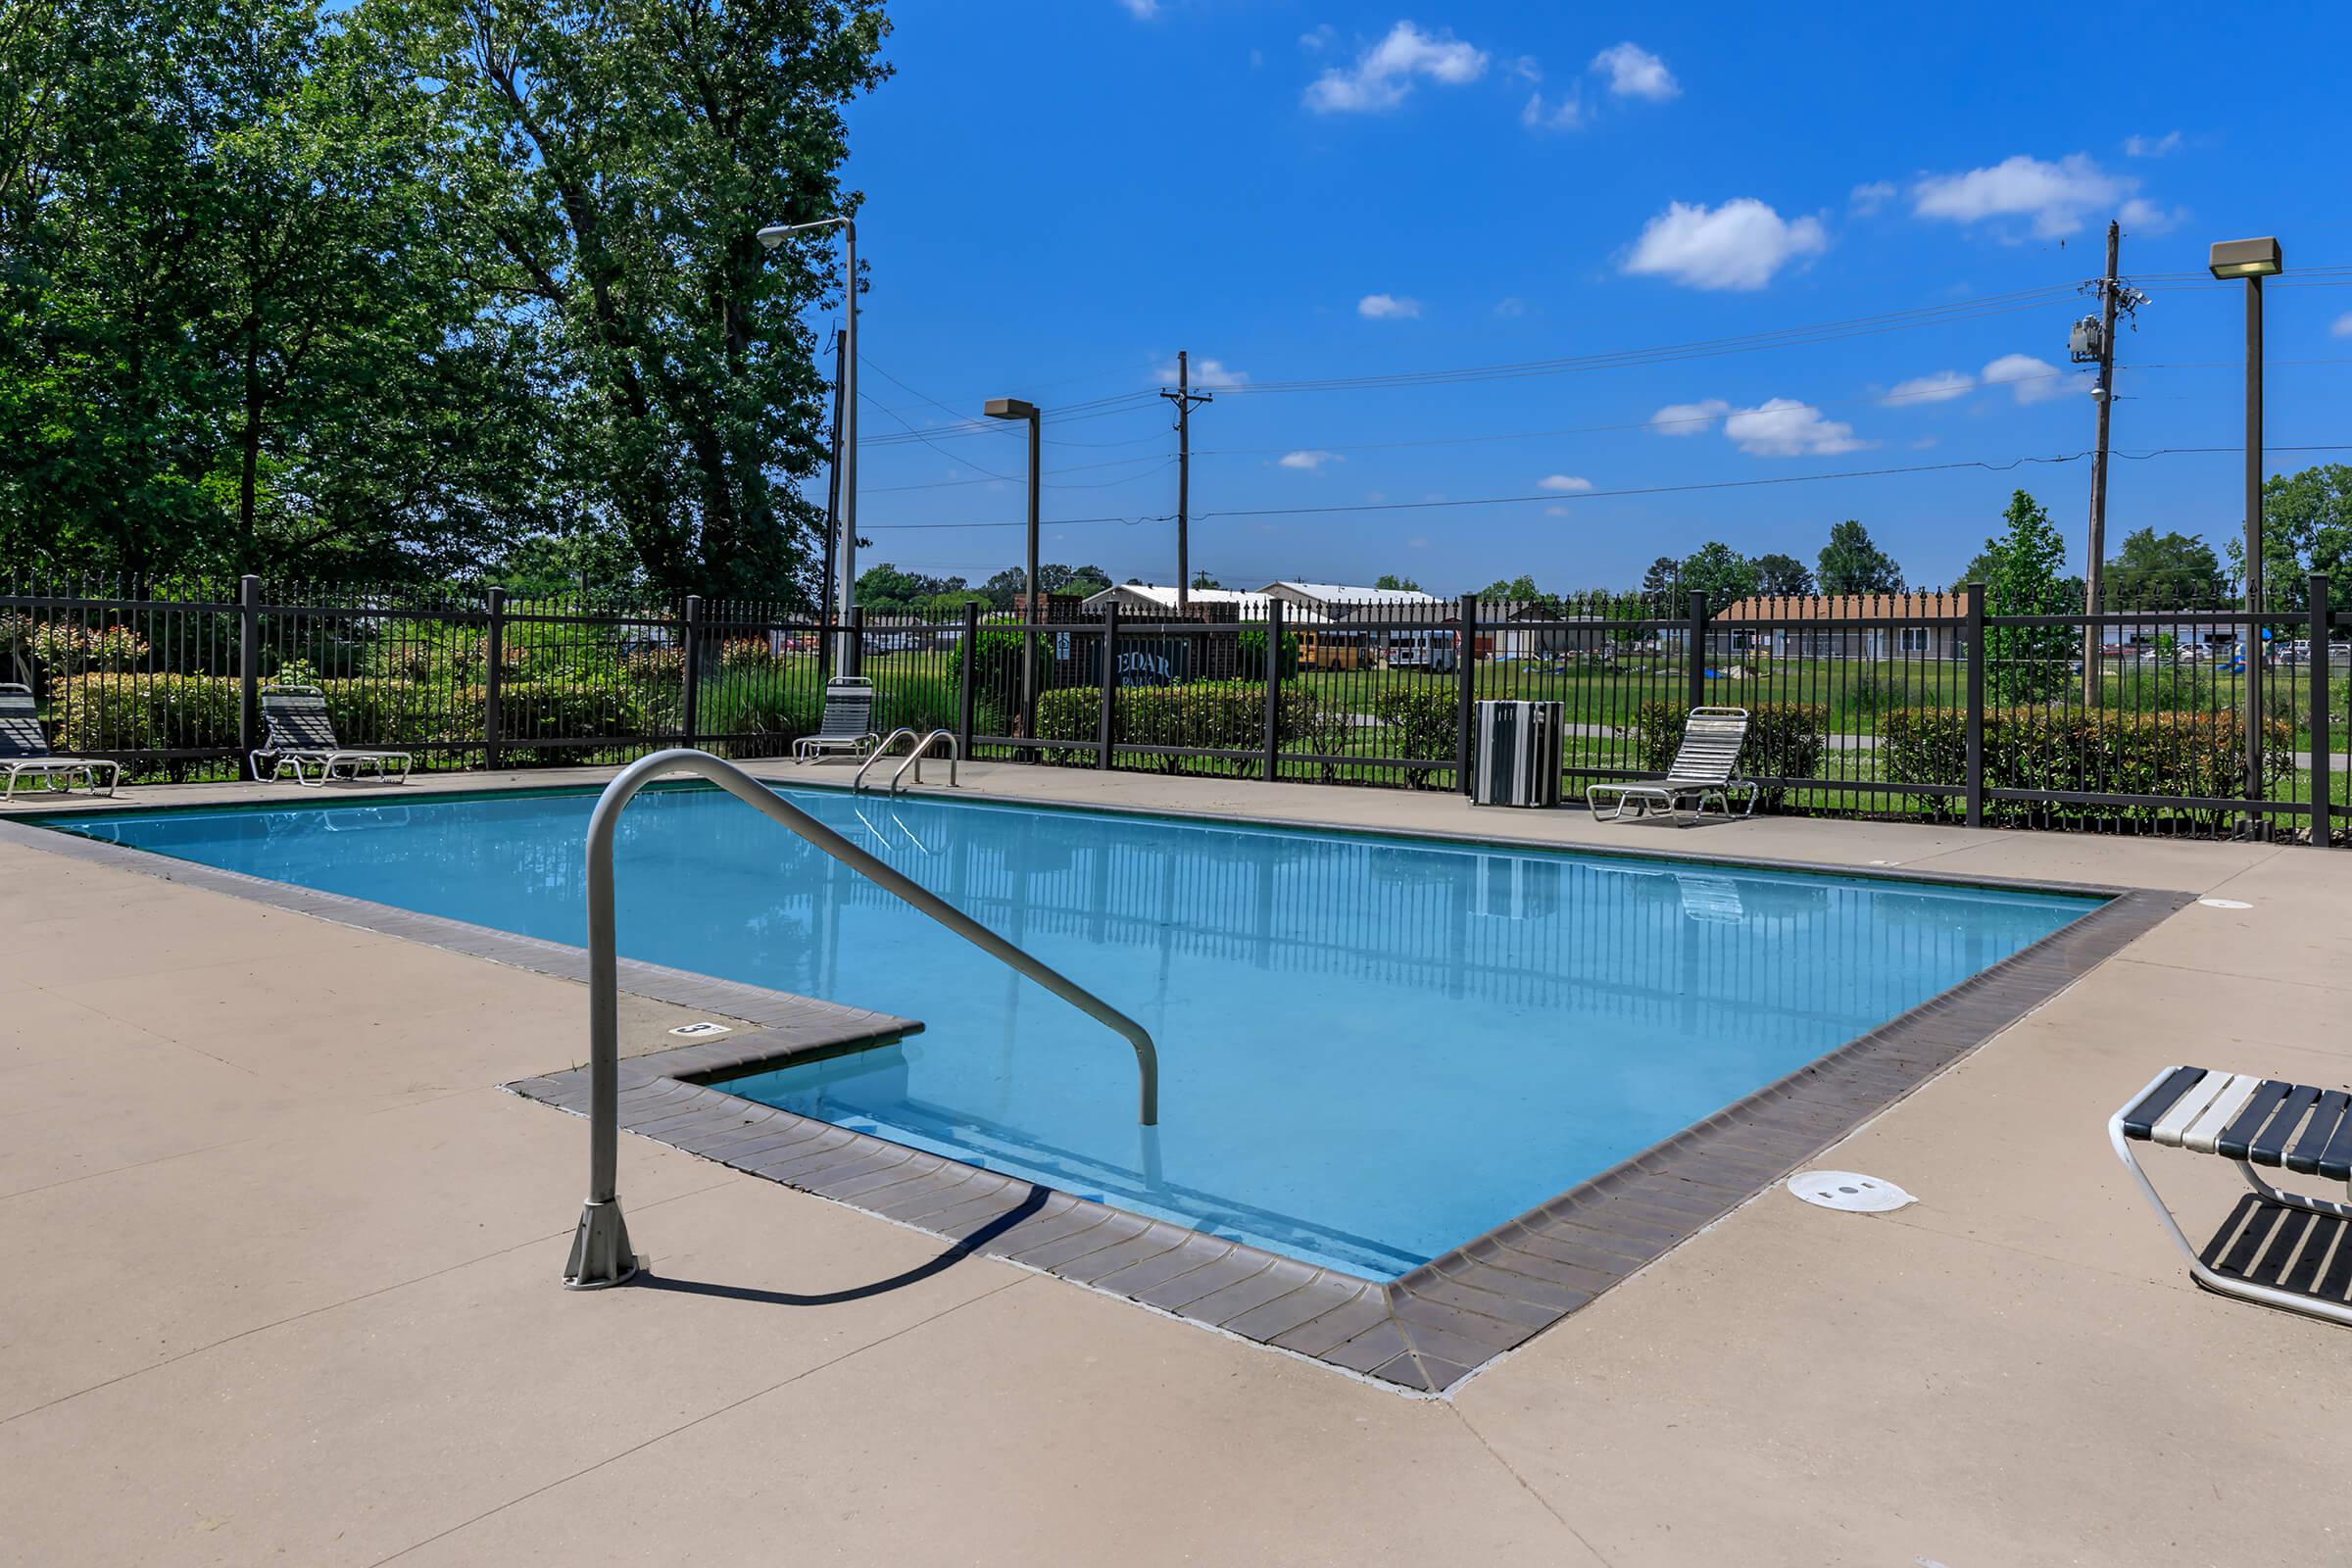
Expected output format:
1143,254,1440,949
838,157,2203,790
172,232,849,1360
55,786,2098,1277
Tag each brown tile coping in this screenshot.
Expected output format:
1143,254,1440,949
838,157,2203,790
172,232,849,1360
0,804,2190,1396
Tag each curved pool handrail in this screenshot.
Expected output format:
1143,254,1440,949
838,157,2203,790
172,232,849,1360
564,748,1160,1290
888,729,958,795
852,728,920,792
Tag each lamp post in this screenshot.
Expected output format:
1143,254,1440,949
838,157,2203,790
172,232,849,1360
984,396,1042,743
759,217,858,670
2210,236,2282,818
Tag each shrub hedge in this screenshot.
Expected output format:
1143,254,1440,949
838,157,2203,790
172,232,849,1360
1034,681,1319,772
1369,688,1457,789
51,673,651,776
1877,707,2296,827
1629,701,1828,809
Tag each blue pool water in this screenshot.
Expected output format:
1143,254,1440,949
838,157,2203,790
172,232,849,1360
56,787,2095,1277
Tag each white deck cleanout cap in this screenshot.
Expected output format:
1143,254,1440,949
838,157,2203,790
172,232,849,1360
1787,1170,1916,1213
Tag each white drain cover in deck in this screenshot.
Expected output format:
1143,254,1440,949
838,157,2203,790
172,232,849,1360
1788,1170,1915,1213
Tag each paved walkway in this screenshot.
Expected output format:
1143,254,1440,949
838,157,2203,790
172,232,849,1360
1,761,2345,1565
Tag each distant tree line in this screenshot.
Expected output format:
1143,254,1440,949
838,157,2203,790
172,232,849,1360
854,561,1112,617
0,0,891,600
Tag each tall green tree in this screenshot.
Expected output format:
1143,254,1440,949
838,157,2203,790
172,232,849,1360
1753,552,1814,596
1816,519,1903,595
1639,555,1679,600
1978,489,2077,706
1374,572,1423,592
2225,463,2352,611
392,0,891,598
2104,527,2225,607
0,0,554,577
1678,541,1759,608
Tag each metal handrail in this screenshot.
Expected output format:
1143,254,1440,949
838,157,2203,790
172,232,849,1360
852,727,920,792
888,729,958,794
564,748,1161,1290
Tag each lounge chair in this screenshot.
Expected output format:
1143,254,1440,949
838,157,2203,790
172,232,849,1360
794,677,880,762
0,683,121,801
2113,1065,2352,1326
253,684,413,786
1587,706,1758,824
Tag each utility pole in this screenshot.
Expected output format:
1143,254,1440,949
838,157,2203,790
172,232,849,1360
2081,220,2121,706
819,326,845,673
1160,351,1212,612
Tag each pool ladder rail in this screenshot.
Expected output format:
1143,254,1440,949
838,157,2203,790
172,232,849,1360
852,728,959,795
564,748,1158,1291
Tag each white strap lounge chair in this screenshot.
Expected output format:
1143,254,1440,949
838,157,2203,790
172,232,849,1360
1587,706,1759,824
2113,1065,2352,1327
794,677,880,762
253,685,413,786
0,683,121,801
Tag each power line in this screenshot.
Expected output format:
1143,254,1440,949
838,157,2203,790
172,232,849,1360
852,445,2352,533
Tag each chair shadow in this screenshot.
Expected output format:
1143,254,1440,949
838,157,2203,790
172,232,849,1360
631,1183,1051,1307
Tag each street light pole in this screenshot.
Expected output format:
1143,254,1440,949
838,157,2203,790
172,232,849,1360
2210,236,2282,821
758,216,858,670
985,396,1043,743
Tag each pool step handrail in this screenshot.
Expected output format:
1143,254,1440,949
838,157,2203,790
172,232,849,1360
888,729,958,795
564,748,1160,1291
852,728,921,793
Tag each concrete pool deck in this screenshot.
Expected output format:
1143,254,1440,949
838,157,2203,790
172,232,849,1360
2,760,2347,1564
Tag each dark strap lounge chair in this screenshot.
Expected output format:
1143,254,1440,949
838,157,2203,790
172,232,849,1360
253,685,413,786
0,683,121,801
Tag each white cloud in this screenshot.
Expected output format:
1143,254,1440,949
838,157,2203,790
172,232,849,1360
2118,196,2187,234
1506,55,1541,82
1538,474,1592,492
1298,24,1335,50
1156,356,1247,388
1279,449,1341,470
1544,506,1571,517
1494,296,1527,318
1849,179,1896,216
1520,89,1583,130
1116,0,1158,17
1981,353,2076,404
1722,399,1869,457
1357,292,1421,319
1621,199,1827,291
1591,42,1677,101
1652,398,1730,434
2332,313,2352,339
1911,153,2143,239
1303,22,1487,114
1883,369,1975,406
2124,130,2181,158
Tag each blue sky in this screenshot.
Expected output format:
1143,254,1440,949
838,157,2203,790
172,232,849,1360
817,2,2352,595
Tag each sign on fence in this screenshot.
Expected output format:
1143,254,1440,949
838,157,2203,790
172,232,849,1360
1090,637,1191,688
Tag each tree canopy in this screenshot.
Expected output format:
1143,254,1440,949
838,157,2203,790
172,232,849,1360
1816,520,1903,595
2104,527,2225,608
1977,490,2078,705
0,0,892,598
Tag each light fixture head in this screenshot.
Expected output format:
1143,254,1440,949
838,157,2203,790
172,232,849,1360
2208,236,2282,279
983,397,1039,420
756,223,791,250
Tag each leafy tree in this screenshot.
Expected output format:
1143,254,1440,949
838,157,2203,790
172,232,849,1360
1678,542,1760,609
2225,464,2352,611
399,0,891,599
1753,553,1814,596
1816,519,1904,595
979,568,1029,611
1474,573,1541,604
1978,490,2078,705
1037,563,1110,597
856,562,965,613
0,0,557,577
919,589,988,620
1640,556,1679,600
2104,527,2225,608
1374,572,1423,592
1190,569,1220,589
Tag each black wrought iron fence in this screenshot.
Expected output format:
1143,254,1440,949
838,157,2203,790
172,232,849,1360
2,572,2339,845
